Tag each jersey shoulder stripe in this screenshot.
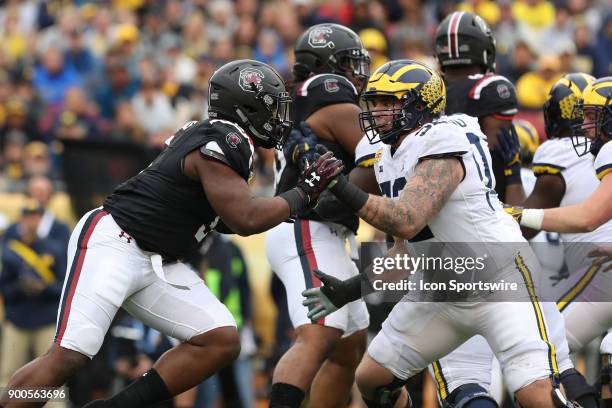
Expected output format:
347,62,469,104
532,139,576,176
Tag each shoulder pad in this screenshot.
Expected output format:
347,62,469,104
532,138,576,177
200,119,255,181
296,73,358,98
355,135,380,167
417,117,471,160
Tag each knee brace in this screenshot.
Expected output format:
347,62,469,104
558,368,598,408
362,377,407,408
442,384,498,408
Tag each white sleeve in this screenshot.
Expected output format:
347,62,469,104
594,141,612,180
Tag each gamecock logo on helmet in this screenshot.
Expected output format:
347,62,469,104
239,68,265,92
308,27,334,49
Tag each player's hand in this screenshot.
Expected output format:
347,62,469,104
503,203,524,223
296,146,344,203
302,269,349,321
495,125,521,166
588,246,612,272
283,122,320,171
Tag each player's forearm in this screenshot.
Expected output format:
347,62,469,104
541,204,604,233
504,183,526,206
227,196,291,236
358,195,421,239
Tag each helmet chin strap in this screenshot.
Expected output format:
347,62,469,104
234,106,272,146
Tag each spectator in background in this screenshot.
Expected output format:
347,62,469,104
52,86,103,141
538,6,575,55
131,75,175,148
252,29,289,77
95,55,139,119
0,98,39,149
0,131,27,192
516,53,562,109
63,25,100,91
359,28,388,71
33,45,82,105
557,40,578,74
210,35,236,64
4,175,71,247
499,37,537,83
512,0,555,32
84,5,114,59
181,11,209,60
0,200,66,386
457,0,501,27
573,24,597,75
207,0,238,43
158,34,196,85
107,101,145,143
593,11,612,76
235,14,258,59
0,9,29,70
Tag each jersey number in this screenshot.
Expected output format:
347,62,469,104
379,177,407,198
195,216,220,243
466,132,495,210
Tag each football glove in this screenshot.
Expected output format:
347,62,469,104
302,269,362,321
296,146,344,199
283,122,320,171
495,125,522,184
503,204,524,223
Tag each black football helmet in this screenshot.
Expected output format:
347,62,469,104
543,72,594,139
435,11,496,73
208,60,292,149
293,23,370,89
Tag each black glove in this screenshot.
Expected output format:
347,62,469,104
302,269,364,321
314,189,353,222
495,125,522,184
283,122,320,171
279,146,344,216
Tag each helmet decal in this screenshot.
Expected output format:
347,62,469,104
308,26,334,49
239,68,265,92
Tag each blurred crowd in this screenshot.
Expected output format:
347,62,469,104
0,0,610,406
0,0,609,197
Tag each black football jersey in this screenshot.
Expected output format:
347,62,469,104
103,119,254,261
445,74,518,202
444,76,474,116
275,73,360,232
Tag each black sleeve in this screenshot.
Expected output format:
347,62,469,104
199,122,253,182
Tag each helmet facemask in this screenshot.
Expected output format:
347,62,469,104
360,90,429,145
235,86,293,150
571,100,612,157
329,48,371,93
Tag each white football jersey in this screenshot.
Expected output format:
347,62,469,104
594,140,612,181
532,137,612,272
354,133,380,168
372,114,524,244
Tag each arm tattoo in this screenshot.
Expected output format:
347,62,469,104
358,157,463,238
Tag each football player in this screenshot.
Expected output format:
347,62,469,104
431,12,592,407
304,60,572,408
436,11,525,206
266,23,377,408
511,76,612,406
1,60,343,408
